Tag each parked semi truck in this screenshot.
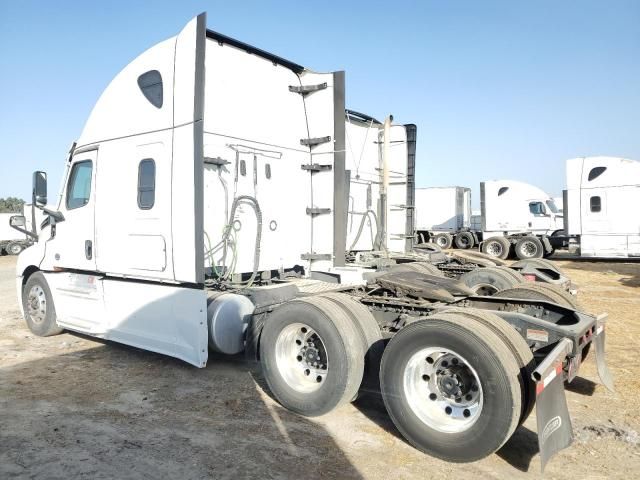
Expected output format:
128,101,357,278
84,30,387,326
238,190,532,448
10,14,613,470
416,180,563,259
1,205,45,255
416,157,640,260
562,156,640,258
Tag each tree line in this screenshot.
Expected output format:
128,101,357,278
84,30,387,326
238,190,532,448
0,197,26,213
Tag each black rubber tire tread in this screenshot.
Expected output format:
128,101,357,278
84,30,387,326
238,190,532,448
481,236,511,260
317,292,384,394
511,258,563,275
414,242,442,254
454,232,475,249
497,283,581,310
380,314,522,462
22,272,63,337
491,265,526,283
514,236,544,260
459,266,524,295
260,296,365,416
433,233,453,249
437,308,535,425
413,262,445,277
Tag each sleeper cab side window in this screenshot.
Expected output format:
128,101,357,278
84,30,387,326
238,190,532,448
66,160,93,210
138,159,156,209
137,70,163,108
588,166,606,181
590,196,601,213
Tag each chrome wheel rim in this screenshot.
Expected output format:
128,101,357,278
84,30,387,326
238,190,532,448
520,241,538,258
403,347,483,433
275,323,328,393
9,244,22,254
27,285,47,324
486,241,503,257
436,237,447,247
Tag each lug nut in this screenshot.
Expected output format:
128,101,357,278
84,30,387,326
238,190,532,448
445,406,452,415
465,394,472,401
422,374,430,381
316,376,322,383
304,369,310,376
296,355,302,362
451,358,458,365
463,409,471,418
426,357,434,364
429,393,437,401
441,360,448,367
296,339,302,345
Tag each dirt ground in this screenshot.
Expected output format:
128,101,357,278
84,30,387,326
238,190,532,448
1,254,639,479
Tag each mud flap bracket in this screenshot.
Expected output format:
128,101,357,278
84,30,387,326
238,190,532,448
594,313,614,392
532,337,573,472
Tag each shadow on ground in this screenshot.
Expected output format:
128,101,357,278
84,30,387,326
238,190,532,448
0,338,363,480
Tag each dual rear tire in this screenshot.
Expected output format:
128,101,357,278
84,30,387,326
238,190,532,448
380,311,530,462
259,294,381,416
260,296,532,462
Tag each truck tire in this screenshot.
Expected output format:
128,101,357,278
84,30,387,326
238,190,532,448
433,233,453,249
481,236,510,260
380,314,522,462
394,262,444,277
496,283,580,310
6,242,25,255
414,242,442,254
459,266,525,295
318,293,383,394
511,258,562,275
437,308,535,425
259,296,365,416
514,236,544,259
22,272,64,337
414,262,445,277
454,232,475,250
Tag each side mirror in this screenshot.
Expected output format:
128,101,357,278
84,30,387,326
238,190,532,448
33,171,47,206
10,215,26,228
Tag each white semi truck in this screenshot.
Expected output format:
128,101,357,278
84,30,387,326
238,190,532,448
10,14,612,470
416,181,563,259
562,156,640,258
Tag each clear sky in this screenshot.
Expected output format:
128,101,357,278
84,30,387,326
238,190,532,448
1,0,638,204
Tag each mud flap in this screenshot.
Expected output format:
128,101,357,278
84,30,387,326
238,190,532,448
594,313,615,392
532,338,574,472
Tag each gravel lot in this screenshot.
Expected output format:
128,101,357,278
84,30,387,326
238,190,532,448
1,254,639,479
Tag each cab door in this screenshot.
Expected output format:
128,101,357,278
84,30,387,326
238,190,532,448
42,149,104,333
47,150,97,271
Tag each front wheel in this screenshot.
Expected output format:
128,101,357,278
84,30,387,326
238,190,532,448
380,314,522,462
22,272,63,337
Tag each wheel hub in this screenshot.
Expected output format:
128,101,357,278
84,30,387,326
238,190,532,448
403,347,483,433
275,323,329,393
437,364,474,399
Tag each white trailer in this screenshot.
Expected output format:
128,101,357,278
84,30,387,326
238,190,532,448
414,187,474,249
563,156,640,258
11,14,612,470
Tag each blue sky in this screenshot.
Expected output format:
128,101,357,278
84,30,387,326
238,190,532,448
1,0,638,204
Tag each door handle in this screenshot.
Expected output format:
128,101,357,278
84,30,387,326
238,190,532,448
85,240,93,260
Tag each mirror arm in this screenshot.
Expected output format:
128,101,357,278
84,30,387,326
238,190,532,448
35,204,65,223
10,224,38,240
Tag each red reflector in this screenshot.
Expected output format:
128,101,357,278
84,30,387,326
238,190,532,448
524,274,536,282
